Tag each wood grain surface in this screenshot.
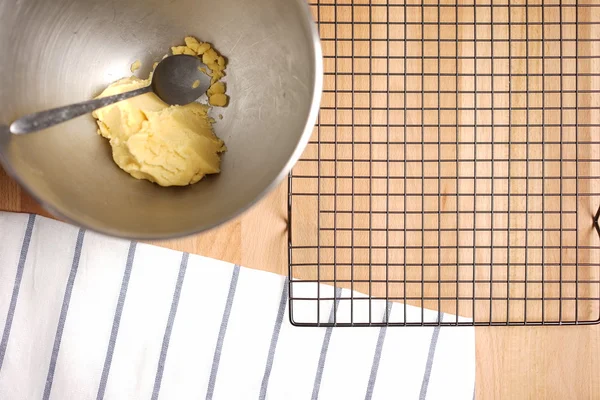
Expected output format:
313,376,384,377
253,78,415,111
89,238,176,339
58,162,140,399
2,3,600,399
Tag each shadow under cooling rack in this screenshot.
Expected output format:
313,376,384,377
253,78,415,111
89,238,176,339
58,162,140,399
288,0,600,326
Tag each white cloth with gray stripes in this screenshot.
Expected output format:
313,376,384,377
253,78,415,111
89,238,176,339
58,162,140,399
0,212,475,400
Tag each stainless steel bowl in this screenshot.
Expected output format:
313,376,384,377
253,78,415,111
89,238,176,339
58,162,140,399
0,0,322,239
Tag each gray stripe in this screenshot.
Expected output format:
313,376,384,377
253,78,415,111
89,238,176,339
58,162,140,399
151,253,189,400
311,287,343,400
206,265,240,400
0,214,36,371
96,241,137,400
419,312,444,400
43,228,86,400
365,302,394,400
259,277,289,400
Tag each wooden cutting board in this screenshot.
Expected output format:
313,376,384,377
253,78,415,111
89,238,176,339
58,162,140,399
2,3,600,399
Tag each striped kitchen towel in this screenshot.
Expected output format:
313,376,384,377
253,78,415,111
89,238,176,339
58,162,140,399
0,212,475,400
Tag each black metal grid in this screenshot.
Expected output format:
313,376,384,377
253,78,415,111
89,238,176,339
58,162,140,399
288,0,600,326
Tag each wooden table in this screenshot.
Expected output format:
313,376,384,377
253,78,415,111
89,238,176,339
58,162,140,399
3,170,600,399
3,3,600,399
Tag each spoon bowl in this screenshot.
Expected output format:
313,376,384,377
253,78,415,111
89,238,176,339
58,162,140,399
152,55,211,106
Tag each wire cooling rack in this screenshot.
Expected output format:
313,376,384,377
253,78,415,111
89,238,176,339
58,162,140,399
288,0,600,326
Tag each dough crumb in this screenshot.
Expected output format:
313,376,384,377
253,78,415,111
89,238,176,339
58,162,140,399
192,80,201,89
171,45,195,56
130,60,141,72
195,42,211,55
209,93,229,107
184,36,202,53
207,82,225,96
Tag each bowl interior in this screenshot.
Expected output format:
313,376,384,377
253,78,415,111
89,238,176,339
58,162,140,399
0,0,320,238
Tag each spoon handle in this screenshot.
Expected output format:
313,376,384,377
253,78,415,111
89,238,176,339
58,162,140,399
9,85,153,135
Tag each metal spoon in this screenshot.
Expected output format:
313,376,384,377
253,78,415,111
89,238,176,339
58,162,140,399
9,55,211,135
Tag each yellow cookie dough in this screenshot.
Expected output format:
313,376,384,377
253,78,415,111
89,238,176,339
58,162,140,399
130,60,141,72
92,76,226,187
92,36,230,187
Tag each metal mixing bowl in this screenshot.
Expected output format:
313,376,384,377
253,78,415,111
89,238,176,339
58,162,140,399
0,0,322,239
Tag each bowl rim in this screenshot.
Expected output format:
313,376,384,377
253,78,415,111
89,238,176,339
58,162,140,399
0,0,323,240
